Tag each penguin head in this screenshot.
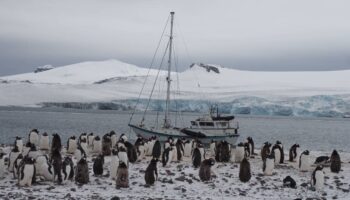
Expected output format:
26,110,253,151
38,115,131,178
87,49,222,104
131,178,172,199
25,142,32,148
15,136,22,140
276,140,282,145
119,146,126,152
80,138,87,143
168,137,173,144
94,136,101,141
315,165,323,171
78,157,88,165
208,158,215,166
31,129,39,133
332,149,338,156
42,132,48,136
30,143,37,151
109,131,116,136
151,157,159,163
70,136,76,140
119,161,127,168
24,157,35,164
303,150,310,155
53,133,61,140
112,149,118,155
237,142,244,147
120,134,128,142
88,132,94,136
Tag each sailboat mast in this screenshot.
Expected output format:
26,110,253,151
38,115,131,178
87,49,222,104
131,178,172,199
164,11,174,128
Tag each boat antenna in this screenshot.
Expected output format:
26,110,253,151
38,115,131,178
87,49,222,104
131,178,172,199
164,11,175,128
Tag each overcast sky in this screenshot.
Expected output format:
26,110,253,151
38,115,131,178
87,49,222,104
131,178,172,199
0,0,350,76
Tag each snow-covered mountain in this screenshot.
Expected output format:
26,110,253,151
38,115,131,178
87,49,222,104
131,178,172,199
1,59,350,117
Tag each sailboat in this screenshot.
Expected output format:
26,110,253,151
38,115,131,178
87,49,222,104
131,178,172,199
128,12,240,144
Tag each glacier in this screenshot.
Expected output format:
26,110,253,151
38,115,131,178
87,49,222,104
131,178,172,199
1,59,350,118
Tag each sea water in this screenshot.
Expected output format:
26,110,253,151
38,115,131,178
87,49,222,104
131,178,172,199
0,107,349,152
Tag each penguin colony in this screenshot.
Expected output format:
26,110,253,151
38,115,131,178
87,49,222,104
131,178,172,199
0,130,343,195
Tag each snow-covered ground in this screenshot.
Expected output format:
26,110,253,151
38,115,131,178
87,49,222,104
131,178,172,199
1,59,350,117
0,143,349,199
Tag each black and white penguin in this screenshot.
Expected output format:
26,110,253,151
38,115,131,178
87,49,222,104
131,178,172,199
116,162,129,188
102,133,112,156
220,140,231,162
145,157,158,185
39,132,50,151
272,143,283,164
28,129,39,147
13,154,23,179
118,146,129,167
75,158,89,184
35,155,54,181
74,145,87,162
192,147,201,168
67,136,77,154
51,149,63,184
51,133,62,153
93,154,104,176
176,139,184,161
79,133,87,144
136,140,145,162
124,141,138,163
110,149,119,180
8,145,21,172
199,158,215,182
164,137,173,149
314,156,330,165
244,142,251,158
311,165,324,191
109,131,118,148
92,136,102,154
246,137,255,156
330,150,341,173
134,135,144,147
289,144,300,162
0,153,5,178
210,140,216,157
263,152,275,176
239,157,251,182
62,156,74,182
171,143,178,162
14,136,23,153
152,140,161,159
275,141,284,163
197,142,205,160
299,150,310,172
87,132,94,147
283,176,297,189
79,137,89,156
18,157,36,187
183,139,192,157
235,142,245,163
261,142,271,161
162,146,173,167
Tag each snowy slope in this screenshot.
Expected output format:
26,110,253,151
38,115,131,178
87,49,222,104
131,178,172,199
1,59,350,117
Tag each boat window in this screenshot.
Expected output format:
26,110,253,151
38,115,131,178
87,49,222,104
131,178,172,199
191,121,197,126
217,122,228,127
199,122,214,127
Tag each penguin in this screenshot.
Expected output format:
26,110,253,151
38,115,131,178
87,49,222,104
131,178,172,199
136,141,145,161
51,148,63,184
87,132,94,147
289,144,300,162
244,142,251,158
215,141,223,162
199,158,215,182
220,140,231,162
272,143,283,164
162,147,173,167
13,154,23,179
261,142,271,161
93,154,104,176
118,146,129,167
18,157,36,187
152,140,161,159
110,131,118,148
35,155,54,181
171,143,178,162
102,133,112,156
283,176,297,189
176,139,184,161
116,162,129,188
197,143,205,160
247,137,255,156
62,156,74,182
66,136,77,154
14,136,23,153
28,129,39,147
79,133,87,144
74,145,87,162
117,140,126,152
183,140,192,157
75,158,89,184
92,136,102,154
235,142,245,163
124,141,138,163
27,143,40,159
134,135,144,147
164,140,171,150
39,132,50,151
110,149,120,180
311,165,324,191
209,140,216,157
299,150,310,172
0,153,5,178
51,133,62,153
145,157,158,185
239,157,251,183
8,145,21,172
79,138,89,156
314,156,330,165
192,147,201,168
275,141,284,163
330,150,341,173
263,152,275,176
